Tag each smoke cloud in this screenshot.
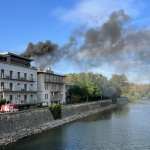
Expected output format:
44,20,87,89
21,10,150,72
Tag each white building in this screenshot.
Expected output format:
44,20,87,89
0,52,39,108
37,67,66,106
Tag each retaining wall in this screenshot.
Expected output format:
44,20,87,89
117,97,130,105
0,108,53,140
0,98,129,146
61,100,112,118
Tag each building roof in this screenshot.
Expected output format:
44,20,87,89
37,68,66,77
0,52,33,61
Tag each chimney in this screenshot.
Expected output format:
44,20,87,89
48,67,51,70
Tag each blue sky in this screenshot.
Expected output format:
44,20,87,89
0,0,150,84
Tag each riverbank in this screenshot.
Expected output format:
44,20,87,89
0,98,129,146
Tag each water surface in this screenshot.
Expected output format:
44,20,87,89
1,100,150,150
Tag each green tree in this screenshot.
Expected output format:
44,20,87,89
0,98,6,107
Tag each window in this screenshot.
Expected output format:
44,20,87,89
24,84,27,91
45,84,48,90
45,94,48,99
18,95,21,101
30,74,33,80
24,95,27,102
10,95,13,104
10,71,13,79
10,83,13,91
24,73,27,80
1,82,4,90
17,72,20,79
1,69,4,78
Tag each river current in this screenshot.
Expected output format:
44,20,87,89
1,99,150,150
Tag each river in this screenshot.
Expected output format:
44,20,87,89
1,99,150,150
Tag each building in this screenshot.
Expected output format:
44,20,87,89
0,52,39,108
37,67,66,105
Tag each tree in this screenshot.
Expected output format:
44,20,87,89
0,98,6,107
110,74,129,95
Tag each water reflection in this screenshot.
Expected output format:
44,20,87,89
113,105,130,118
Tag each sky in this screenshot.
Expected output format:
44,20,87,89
0,0,150,84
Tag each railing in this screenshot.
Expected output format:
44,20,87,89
0,87,10,91
15,99,37,104
50,94,63,101
21,88,27,91
0,87,36,92
45,79,65,84
50,97,62,101
50,89,62,92
0,75,35,82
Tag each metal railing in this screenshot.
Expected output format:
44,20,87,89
50,94,63,101
45,78,65,84
0,87,36,92
0,75,34,81
50,89,62,92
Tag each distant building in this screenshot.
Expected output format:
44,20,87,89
37,67,66,105
0,52,40,108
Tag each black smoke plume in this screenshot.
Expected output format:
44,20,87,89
21,10,150,71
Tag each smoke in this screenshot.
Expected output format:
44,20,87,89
21,9,150,71
71,10,150,70
21,40,59,68
21,40,58,57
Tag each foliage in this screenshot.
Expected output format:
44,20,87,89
66,72,150,101
112,98,117,104
0,98,6,106
66,72,120,102
49,104,61,119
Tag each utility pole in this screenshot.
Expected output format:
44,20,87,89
87,95,88,102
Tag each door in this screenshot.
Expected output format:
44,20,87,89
10,83,13,91
1,82,4,91
10,95,13,104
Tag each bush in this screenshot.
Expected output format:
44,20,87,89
71,94,82,103
49,104,61,120
112,98,117,104
0,98,6,106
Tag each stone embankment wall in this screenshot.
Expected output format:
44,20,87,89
61,100,112,118
117,97,130,105
0,108,54,145
0,98,129,146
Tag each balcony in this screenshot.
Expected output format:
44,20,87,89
0,75,35,82
45,79,65,84
50,95,62,101
0,86,36,92
50,89,62,92
0,87,9,92
21,88,27,91
15,98,36,104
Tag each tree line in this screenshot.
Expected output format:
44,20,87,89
65,72,150,103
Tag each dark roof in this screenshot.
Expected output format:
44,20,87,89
37,71,66,77
0,52,33,61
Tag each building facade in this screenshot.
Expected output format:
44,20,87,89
0,52,38,107
37,67,66,106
